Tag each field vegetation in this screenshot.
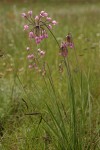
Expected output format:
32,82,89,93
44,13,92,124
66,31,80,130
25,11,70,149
0,1,100,149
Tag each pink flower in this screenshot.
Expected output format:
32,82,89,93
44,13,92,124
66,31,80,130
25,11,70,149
29,32,34,38
48,24,52,29
69,43,74,48
43,12,48,17
27,54,34,59
40,35,44,40
38,48,45,57
22,13,27,18
26,47,30,51
28,10,32,16
46,17,52,21
40,11,48,17
35,15,39,20
40,10,45,14
40,50,45,57
44,33,48,38
35,36,41,44
52,20,57,25
61,42,67,48
40,10,45,17
24,25,29,30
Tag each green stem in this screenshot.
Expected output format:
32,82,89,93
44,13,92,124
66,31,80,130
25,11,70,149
40,21,60,49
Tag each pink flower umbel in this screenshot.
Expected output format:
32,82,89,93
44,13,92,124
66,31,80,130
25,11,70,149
22,10,57,44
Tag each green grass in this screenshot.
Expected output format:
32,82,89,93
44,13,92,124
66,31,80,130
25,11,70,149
0,1,100,150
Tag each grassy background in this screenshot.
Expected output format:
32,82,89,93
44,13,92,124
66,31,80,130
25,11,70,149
2,0,100,3
0,1,100,149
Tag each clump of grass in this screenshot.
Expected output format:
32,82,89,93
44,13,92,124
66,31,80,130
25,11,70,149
17,9,100,150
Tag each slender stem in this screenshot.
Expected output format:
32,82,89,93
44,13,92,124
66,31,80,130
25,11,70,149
30,16,35,24
40,21,60,49
26,16,33,24
28,23,35,26
41,20,77,149
41,21,73,81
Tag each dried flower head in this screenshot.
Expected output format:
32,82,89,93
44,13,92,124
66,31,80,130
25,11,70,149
60,33,74,57
66,33,74,48
60,42,68,57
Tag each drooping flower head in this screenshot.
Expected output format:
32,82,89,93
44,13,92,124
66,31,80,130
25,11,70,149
22,10,57,45
66,33,74,48
60,42,68,57
60,33,74,57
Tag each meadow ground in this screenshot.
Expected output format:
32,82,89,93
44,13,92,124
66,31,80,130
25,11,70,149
0,1,100,150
